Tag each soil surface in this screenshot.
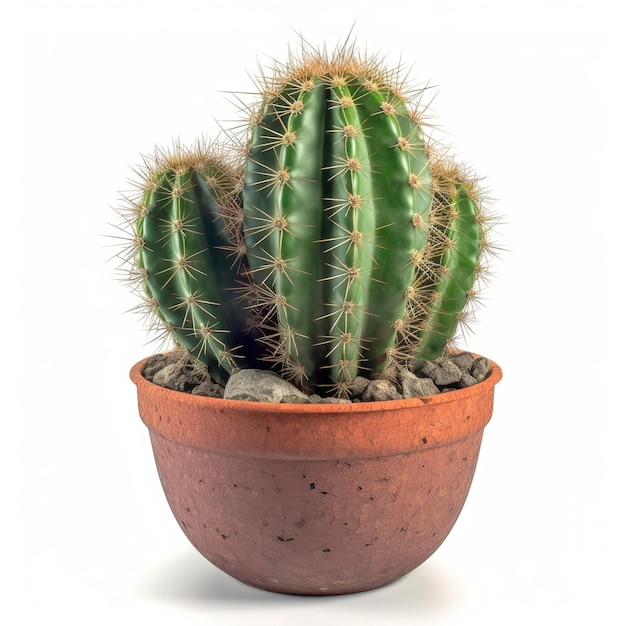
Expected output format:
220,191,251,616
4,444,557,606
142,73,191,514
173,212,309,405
143,351,492,404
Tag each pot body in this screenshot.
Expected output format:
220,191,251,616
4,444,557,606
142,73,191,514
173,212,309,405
131,357,502,595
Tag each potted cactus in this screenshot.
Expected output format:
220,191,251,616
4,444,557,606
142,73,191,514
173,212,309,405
119,43,502,595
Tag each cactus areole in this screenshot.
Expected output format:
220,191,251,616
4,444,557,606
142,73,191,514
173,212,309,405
121,46,494,397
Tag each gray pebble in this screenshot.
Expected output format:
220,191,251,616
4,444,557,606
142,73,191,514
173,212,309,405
447,352,475,373
362,379,403,402
348,376,370,396
153,362,205,391
459,372,478,388
191,379,224,398
398,369,440,398
419,361,439,379
471,357,491,382
224,369,309,403
143,353,179,381
438,360,463,385
419,359,462,386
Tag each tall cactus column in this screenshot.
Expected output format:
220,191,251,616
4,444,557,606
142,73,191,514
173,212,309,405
244,67,433,393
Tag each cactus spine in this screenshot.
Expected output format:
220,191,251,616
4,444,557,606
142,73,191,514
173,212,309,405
243,52,433,393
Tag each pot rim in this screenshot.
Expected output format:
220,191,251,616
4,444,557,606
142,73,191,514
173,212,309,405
129,354,502,415
130,353,502,459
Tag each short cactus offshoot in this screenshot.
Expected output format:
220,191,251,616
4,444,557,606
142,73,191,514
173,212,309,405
119,141,261,386
117,44,496,397
408,157,492,365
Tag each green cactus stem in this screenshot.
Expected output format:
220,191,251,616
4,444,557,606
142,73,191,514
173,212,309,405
243,51,433,393
130,142,258,385
410,162,486,363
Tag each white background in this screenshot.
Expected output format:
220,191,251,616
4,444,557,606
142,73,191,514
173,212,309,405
5,0,623,624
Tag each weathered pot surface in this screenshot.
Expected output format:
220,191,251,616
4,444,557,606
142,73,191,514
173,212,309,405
130,356,502,595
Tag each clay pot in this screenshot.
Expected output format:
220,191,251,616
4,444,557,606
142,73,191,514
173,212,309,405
130,356,502,595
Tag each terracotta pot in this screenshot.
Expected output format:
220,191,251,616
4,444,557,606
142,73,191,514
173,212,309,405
130,356,502,595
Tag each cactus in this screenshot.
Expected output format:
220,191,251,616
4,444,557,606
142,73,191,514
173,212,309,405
118,44,494,397
243,48,434,393
124,141,260,386
408,159,488,364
